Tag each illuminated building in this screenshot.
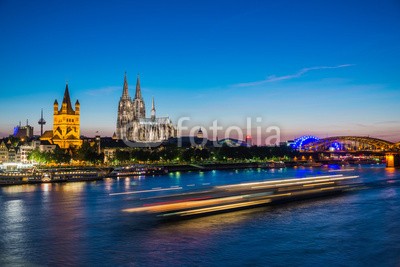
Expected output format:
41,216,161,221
13,120,34,140
0,141,8,163
7,145,18,162
0,138,56,165
116,73,176,142
41,83,82,149
18,144,35,164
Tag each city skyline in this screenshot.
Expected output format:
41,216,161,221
1,1,400,141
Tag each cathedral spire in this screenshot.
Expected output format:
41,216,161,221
135,73,142,99
151,97,156,120
62,82,74,114
122,72,129,98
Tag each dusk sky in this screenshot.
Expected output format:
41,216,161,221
0,0,399,142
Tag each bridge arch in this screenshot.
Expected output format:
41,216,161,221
291,136,320,150
302,136,394,151
394,142,400,150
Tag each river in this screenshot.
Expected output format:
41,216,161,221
0,165,399,266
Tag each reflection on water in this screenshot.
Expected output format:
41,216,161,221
2,199,29,265
0,165,399,266
385,167,397,178
2,184,38,194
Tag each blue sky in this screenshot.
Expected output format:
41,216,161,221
0,0,399,141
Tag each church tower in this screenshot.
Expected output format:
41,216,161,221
52,83,82,149
132,74,146,120
116,72,134,139
151,97,156,121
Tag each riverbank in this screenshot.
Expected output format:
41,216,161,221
0,168,108,186
0,160,385,186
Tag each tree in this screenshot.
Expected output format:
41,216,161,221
115,149,131,163
52,146,71,164
28,149,50,164
73,142,103,164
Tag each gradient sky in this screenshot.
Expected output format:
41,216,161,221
0,0,399,142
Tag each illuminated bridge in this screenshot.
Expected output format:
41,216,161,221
292,135,400,167
293,135,398,152
395,142,400,150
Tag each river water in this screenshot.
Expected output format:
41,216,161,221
0,165,399,266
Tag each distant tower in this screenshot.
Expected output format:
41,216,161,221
132,74,146,120
245,135,252,147
52,82,82,149
116,72,134,139
197,128,204,139
38,109,46,136
151,97,156,121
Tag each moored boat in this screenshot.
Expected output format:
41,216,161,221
258,161,286,169
109,165,168,177
301,161,323,167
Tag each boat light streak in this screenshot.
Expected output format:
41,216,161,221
159,198,274,217
250,175,359,189
109,187,183,196
216,175,345,189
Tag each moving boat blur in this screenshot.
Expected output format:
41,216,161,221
118,174,359,219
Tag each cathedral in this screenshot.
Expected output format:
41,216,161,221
116,73,176,142
41,83,82,149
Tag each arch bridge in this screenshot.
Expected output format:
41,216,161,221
301,136,396,152
394,142,400,150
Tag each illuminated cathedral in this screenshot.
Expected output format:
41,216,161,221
116,73,176,142
41,83,82,149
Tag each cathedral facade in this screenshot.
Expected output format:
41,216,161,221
116,73,176,142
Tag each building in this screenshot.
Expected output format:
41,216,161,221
7,146,18,163
39,141,58,153
41,83,82,149
0,138,57,165
0,140,9,163
116,73,176,142
19,144,35,164
13,121,34,140
99,137,130,163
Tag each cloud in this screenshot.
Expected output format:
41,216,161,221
374,120,400,125
355,123,369,128
234,64,354,87
85,86,120,96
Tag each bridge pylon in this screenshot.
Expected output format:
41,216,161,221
386,153,400,168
